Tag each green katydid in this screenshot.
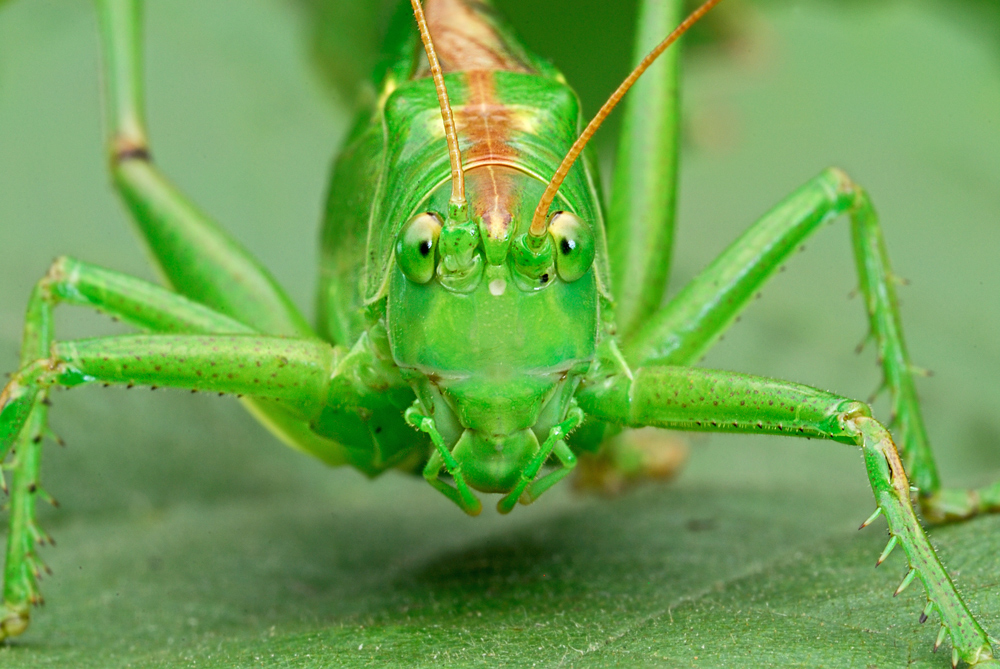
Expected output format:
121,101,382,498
0,0,997,664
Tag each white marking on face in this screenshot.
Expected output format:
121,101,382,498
488,278,506,296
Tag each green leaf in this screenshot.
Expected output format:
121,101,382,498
0,0,997,667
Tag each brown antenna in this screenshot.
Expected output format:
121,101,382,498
529,0,724,237
410,0,466,214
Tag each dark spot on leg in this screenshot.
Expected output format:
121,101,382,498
114,144,152,163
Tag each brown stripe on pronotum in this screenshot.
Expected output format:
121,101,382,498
423,0,533,74
529,0,725,238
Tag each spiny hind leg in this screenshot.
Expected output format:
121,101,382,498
620,167,990,524
606,0,684,337
95,0,311,337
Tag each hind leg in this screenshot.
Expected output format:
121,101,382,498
577,0,688,494
95,0,311,337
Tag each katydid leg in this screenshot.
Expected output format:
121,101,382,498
94,0,312,337
577,364,996,666
0,334,339,638
31,256,256,336
0,259,346,639
623,168,947,505
13,335,337,413
406,406,482,516
0,265,58,638
497,407,582,514
3,256,351,464
607,0,684,337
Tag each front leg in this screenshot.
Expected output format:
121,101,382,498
577,364,997,666
0,333,340,638
620,167,994,522
0,256,366,639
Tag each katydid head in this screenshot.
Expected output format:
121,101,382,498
391,0,721,508
388,165,599,502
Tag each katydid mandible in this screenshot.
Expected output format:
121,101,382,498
0,0,996,664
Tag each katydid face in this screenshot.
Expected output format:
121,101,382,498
388,166,597,493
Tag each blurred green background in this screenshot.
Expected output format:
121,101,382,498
0,0,997,666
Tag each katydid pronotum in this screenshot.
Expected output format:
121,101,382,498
0,0,997,664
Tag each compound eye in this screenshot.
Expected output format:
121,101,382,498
548,211,595,282
396,212,443,283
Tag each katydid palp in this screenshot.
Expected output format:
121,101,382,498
0,0,997,664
